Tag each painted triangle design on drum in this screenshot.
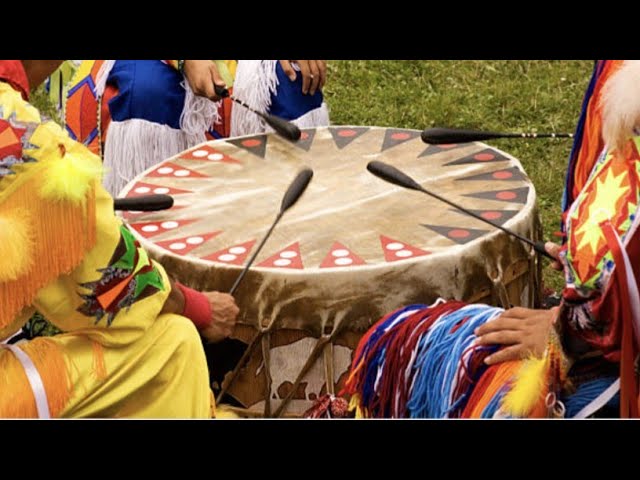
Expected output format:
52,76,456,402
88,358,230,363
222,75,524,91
146,162,209,179
226,135,267,158
379,235,430,261
443,148,509,166
329,127,370,149
288,129,316,151
154,232,222,256
128,219,197,239
448,208,519,226
463,187,529,204
421,225,488,245
418,143,465,158
456,167,525,182
319,242,366,268
202,239,257,265
381,129,421,152
126,181,192,197
180,145,241,164
257,242,304,269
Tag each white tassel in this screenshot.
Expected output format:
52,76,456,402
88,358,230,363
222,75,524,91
102,119,195,197
601,60,640,153
94,60,116,97
230,60,279,137
179,80,221,142
291,103,330,129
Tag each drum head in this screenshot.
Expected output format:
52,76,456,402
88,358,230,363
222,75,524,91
121,126,535,276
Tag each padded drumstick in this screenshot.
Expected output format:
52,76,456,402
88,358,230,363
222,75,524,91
366,161,554,260
421,127,574,145
228,168,314,295
214,85,302,142
113,194,174,212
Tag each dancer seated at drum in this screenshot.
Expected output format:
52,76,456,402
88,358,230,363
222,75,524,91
64,60,329,196
0,60,239,418
344,60,639,418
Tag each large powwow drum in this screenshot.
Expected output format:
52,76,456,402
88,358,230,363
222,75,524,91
119,126,543,416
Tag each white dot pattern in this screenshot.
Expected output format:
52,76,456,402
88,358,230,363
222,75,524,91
161,221,179,229
395,250,413,258
279,250,298,258
229,246,247,254
386,242,404,251
141,225,159,233
134,186,151,194
174,169,190,177
169,242,186,250
274,258,292,267
334,257,353,266
218,253,237,262
157,167,174,175
186,236,204,245
153,187,170,194
208,153,224,161
331,249,349,257
192,149,209,158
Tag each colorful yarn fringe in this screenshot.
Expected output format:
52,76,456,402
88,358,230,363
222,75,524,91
343,300,556,418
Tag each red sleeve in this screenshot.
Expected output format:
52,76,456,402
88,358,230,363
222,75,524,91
0,60,29,100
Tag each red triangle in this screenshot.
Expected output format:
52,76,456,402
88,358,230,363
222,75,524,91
146,162,209,178
202,239,256,265
181,145,241,164
154,231,222,256
380,235,430,262
128,218,196,238
257,242,304,269
125,181,192,197
319,242,366,268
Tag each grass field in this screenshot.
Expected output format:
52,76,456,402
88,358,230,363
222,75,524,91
32,60,593,291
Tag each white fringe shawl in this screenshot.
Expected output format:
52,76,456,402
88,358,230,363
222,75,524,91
230,60,330,137
99,62,221,196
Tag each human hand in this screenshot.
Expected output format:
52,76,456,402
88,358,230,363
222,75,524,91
279,60,327,95
199,292,240,343
545,241,563,272
183,60,226,101
473,307,558,365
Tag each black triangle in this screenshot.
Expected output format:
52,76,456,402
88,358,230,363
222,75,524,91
288,128,316,152
226,135,267,158
418,143,465,158
456,167,525,182
329,127,370,149
381,129,421,152
463,187,530,204
443,148,509,166
421,224,488,245
448,208,520,226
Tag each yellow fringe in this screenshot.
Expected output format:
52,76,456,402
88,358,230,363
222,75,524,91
501,353,550,418
0,174,97,328
0,209,34,282
0,338,72,418
91,341,107,380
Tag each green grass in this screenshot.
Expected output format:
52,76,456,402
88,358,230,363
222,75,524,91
31,60,593,292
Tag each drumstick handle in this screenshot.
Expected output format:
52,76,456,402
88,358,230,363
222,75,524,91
228,212,284,296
